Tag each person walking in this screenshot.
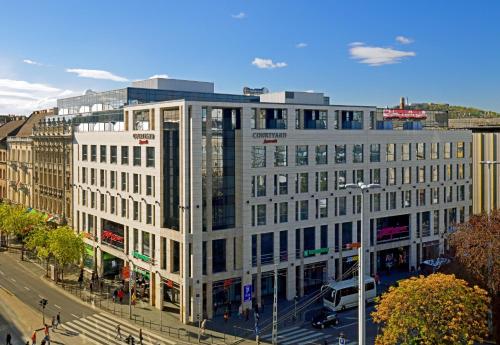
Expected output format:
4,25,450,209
115,324,122,340
201,319,207,335
138,328,143,345
6,333,12,345
31,331,36,345
56,312,61,329
118,288,124,304
44,324,49,338
51,316,56,331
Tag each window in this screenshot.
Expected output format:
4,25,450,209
100,145,106,163
133,109,150,130
254,108,288,129
402,143,411,161
146,147,155,167
90,192,96,208
315,171,328,192
417,189,426,206
90,145,97,161
418,166,426,183
82,145,88,161
386,144,395,161
445,186,453,203
402,167,411,184
110,196,116,214
457,164,464,179
133,201,140,221
110,146,117,164
110,171,116,189
431,143,439,159
81,167,87,184
212,239,226,273
133,146,141,166
146,204,153,224
353,144,363,163
433,210,439,235
274,146,288,167
81,190,87,206
146,175,154,196
296,200,309,220
251,175,266,197
371,193,381,212
299,109,328,129
275,202,288,223
280,230,288,262
133,173,140,194
316,145,328,164
296,145,309,166
416,143,425,160
260,233,274,265
458,185,465,201
353,169,363,184
274,174,288,195
121,199,127,217
121,172,128,191
457,142,464,158
402,190,411,208
335,145,346,163
444,142,452,159
317,198,328,218
121,146,129,165
251,146,266,168
445,164,452,181
252,204,267,226
100,169,106,187
296,173,308,193
100,193,105,211
387,167,396,185
338,196,347,216
335,170,346,189
370,144,380,162
431,165,439,182
370,168,380,185
90,168,96,185
386,192,396,210
431,187,439,205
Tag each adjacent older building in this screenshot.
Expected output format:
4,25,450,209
0,119,25,200
7,109,55,207
32,117,72,224
69,81,472,324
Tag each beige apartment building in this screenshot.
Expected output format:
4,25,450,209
0,119,25,201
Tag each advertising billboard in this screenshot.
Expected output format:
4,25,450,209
383,109,427,120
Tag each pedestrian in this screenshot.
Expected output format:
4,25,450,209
44,334,50,345
238,304,242,319
31,331,36,345
25,341,30,345
139,328,143,345
201,319,207,335
113,289,117,303
223,311,229,323
44,324,49,337
213,302,218,316
51,316,56,331
115,324,122,340
118,288,124,304
89,281,93,293
40,339,46,345
78,271,83,289
6,333,12,345
56,312,61,329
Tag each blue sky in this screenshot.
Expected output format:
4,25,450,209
1,0,499,114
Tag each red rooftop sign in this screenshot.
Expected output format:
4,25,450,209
383,109,427,120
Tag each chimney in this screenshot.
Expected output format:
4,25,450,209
400,97,406,109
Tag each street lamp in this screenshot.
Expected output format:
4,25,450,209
345,182,380,345
479,161,500,216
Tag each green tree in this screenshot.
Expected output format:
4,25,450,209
25,224,51,276
372,273,489,345
0,203,10,245
48,225,85,283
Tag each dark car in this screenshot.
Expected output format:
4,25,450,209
311,308,339,329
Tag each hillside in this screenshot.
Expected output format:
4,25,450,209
403,103,500,119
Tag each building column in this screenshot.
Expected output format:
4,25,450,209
409,214,418,271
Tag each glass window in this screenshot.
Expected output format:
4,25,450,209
315,171,328,192
100,169,106,187
82,145,88,161
90,145,97,162
260,233,274,265
370,168,380,185
445,164,452,180
142,231,151,256
338,196,347,216
457,164,464,179
274,146,288,167
257,204,266,225
335,145,346,163
280,230,288,262
416,143,426,160
387,167,396,185
317,198,328,218
296,200,309,221
335,170,346,189
353,144,363,163
431,187,439,205
418,166,426,183
146,175,154,196
212,239,226,273
371,193,381,212
444,142,452,159
133,146,141,166
457,142,464,158
90,168,96,185
110,170,116,189
386,144,395,161
251,146,266,168
370,144,380,162
296,145,309,166
146,204,153,224
121,172,127,191
315,145,328,164
146,147,155,167
279,202,288,223
402,143,411,161
274,174,288,195
133,109,150,130
386,192,396,210
431,143,439,160
402,167,411,184
353,169,363,184
417,189,426,206
296,173,308,193
121,199,127,217
121,146,129,165
402,190,412,208
100,145,106,163
432,165,439,182
81,167,87,184
110,146,117,164
133,173,140,194
133,201,139,220
252,175,266,197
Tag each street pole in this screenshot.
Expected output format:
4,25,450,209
358,188,365,345
271,262,278,345
129,260,133,319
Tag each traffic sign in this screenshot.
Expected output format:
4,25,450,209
243,284,252,302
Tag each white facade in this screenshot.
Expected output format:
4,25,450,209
72,98,472,324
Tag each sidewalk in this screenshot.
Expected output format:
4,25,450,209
14,249,260,345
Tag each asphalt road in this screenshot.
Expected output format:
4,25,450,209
0,250,97,327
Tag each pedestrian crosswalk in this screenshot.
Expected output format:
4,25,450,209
61,312,177,345
261,326,357,345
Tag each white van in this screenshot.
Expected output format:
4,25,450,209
322,276,376,311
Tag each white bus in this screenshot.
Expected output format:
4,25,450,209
322,276,377,311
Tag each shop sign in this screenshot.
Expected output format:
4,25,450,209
223,278,233,288
165,279,174,288
122,266,130,279
133,133,155,140
346,255,359,263
102,230,124,243
132,251,151,263
304,248,329,257
243,284,252,302
252,132,286,144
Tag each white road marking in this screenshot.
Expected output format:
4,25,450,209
71,313,79,318
54,304,61,309
24,286,30,291
38,294,44,299
0,270,4,275
10,278,16,282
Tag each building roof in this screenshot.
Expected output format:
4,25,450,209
16,111,53,137
0,119,26,141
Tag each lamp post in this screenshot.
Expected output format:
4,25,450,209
345,182,380,345
479,161,500,216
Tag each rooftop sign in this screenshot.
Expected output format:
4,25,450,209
383,109,427,120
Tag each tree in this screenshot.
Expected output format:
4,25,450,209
0,203,10,245
25,224,51,276
48,225,85,284
372,273,489,345
450,211,500,341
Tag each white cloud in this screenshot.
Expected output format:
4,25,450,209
23,59,43,66
349,43,416,66
395,36,413,44
0,78,77,115
149,74,169,79
231,12,246,19
66,68,128,82
296,42,308,48
251,58,287,69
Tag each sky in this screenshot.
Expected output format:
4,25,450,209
0,0,499,114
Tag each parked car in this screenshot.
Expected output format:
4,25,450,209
311,308,339,329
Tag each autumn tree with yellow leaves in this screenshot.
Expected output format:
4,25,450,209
372,273,489,345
